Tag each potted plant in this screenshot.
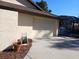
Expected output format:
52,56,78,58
12,39,22,52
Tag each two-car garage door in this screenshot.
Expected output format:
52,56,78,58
33,17,58,38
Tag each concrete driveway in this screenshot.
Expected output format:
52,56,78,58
25,37,79,59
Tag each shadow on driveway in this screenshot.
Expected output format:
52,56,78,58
49,39,79,50
35,37,79,51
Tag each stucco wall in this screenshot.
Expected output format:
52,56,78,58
17,13,33,39
1,0,37,9
0,9,18,51
18,13,59,39
0,9,59,51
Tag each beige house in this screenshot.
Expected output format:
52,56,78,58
0,0,59,51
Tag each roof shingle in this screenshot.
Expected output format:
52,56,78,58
0,1,59,19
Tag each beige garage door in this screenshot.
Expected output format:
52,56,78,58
33,18,55,38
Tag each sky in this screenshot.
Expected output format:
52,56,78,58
33,0,79,17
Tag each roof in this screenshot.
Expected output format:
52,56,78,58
0,1,59,19
27,0,44,11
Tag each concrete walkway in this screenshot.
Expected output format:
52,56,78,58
25,37,79,59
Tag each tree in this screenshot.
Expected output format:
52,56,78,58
36,0,52,12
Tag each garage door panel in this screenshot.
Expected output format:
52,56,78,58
33,19,53,30
33,19,54,38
